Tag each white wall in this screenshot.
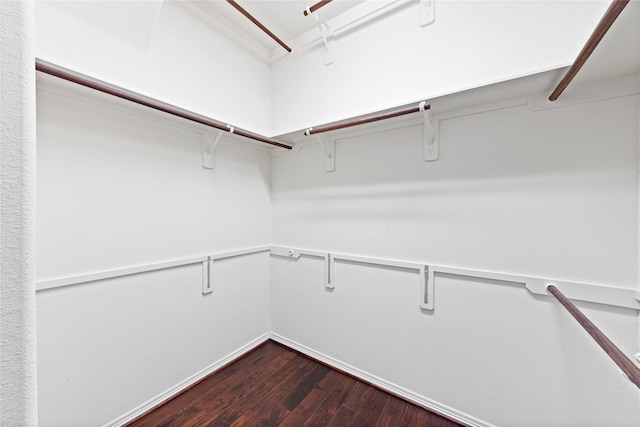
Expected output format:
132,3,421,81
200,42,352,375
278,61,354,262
35,0,272,135
0,1,38,425
36,76,272,426
271,0,611,135
271,93,640,426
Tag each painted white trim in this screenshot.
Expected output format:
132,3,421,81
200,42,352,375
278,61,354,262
105,332,271,427
436,264,640,310
272,245,425,271
104,331,493,427
36,246,271,291
270,245,640,310
268,333,494,427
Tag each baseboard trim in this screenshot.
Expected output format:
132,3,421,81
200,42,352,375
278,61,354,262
105,332,271,427
106,331,493,427
268,332,495,427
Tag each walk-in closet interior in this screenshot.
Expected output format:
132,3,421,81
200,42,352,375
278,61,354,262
1,0,640,426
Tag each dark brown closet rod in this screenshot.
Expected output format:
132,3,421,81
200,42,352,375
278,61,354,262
549,0,629,101
35,59,292,150
304,102,430,136
226,0,292,53
547,285,640,388
303,0,333,16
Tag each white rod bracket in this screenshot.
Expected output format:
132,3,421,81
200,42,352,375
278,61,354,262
419,0,435,27
305,128,335,172
421,101,438,162
313,11,334,65
202,256,214,294
419,265,434,310
203,130,224,169
325,253,335,289
317,135,335,172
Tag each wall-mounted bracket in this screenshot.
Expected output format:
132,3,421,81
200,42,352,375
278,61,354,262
309,8,334,65
419,0,435,27
203,130,224,169
325,253,335,289
202,256,214,294
305,128,335,172
419,265,434,310
318,135,335,172
421,101,438,162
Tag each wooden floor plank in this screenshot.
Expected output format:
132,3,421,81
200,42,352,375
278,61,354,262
282,363,330,410
353,387,389,425
279,370,344,427
343,381,373,412
225,354,317,426
186,351,301,426
302,374,358,426
126,340,464,427
326,405,360,427
375,395,408,427
401,402,460,427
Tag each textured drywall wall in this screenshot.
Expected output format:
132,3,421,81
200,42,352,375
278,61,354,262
0,1,38,426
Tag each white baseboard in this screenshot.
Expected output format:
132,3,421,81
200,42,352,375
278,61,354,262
268,332,495,427
105,331,492,427
104,332,271,427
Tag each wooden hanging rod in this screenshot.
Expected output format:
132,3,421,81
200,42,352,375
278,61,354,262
548,0,629,101
303,0,333,16
304,102,430,136
226,0,292,53
547,285,640,388
35,59,291,150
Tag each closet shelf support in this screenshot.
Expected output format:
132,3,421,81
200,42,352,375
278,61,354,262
202,257,214,294
203,130,224,169
419,0,435,27
421,101,437,162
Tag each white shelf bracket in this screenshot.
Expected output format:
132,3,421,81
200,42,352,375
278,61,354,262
203,130,224,169
325,253,335,289
202,256,214,294
419,0,435,27
309,8,334,65
421,101,438,162
306,128,335,172
419,265,434,310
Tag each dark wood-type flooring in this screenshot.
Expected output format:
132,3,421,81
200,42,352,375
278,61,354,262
127,340,463,427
